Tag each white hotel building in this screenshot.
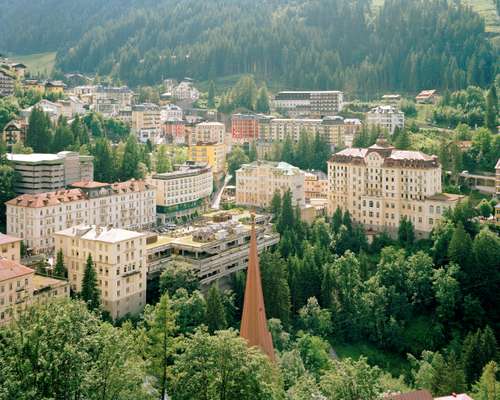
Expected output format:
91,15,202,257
236,161,306,209
366,105,405,135
328,138,463,236
6,180,156,254
149,162,213,223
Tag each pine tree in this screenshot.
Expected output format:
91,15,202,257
121,134,142,180
270,190,281,220
486,85,498,132
145,293,177,400
53,249,67,278
26,107,52,152
256,85,270,113
472,361,500,400
394,128,411,149
277,189,294,234
52,116,74,152
398,217,415,249
448,221,472,269
205,285,227,334
81,254,100,311
260,252,291,327
332,207,343,233
207,80,216,109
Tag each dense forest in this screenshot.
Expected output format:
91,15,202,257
1,0,498,93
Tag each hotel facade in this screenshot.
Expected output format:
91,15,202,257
327,139,462,236
6,180,156,254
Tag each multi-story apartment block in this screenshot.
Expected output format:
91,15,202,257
2,119,27,149
54,225,147,319
146,210,279,285
0,258,69,325
93,86,134,117
6,151,94,194
132,103,162,143
366,105,404,135
188,142,226,179
258,115,361,149
192,122,225,145
172,80,200,101
21,99,62,123
327,138,463,236
236,161,306,209
132,103,161,132
304,170,328,201
273,91,343,117
231,113,263,144
6,179,156,254
0,234,22,263
160,104,183,122
0,69,15,97
163,119,187,145
149,162,213,223
58,96,86,119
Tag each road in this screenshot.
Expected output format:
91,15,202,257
211,174,232,210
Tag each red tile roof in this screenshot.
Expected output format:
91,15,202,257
6,189,87,208
70,180,109,189
0,258,34,281
386,390,433,400
0,233,21,245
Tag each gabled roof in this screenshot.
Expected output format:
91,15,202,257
7,189,87,208
0,233,22,245
495,158,500,170
386,390,433,400
0,258,34,282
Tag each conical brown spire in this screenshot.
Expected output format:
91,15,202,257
240,215,275,361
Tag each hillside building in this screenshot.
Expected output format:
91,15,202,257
327,138,463,237
366,105,404,135
149,162,213,223
236,160,305,209
6,179,156,254
55,225,147,319
6,152,94,194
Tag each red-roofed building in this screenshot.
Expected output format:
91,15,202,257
6,180,156,254
0,258,34,325
0,233,22,263
0,258,70,325
416,90,438,104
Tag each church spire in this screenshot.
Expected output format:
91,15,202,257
240,215,275,361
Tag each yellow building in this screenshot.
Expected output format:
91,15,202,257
45,80,66,94
188,142,226,178
55,225,147,320
0,233,22,263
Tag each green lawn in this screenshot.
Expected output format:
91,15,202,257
11,52,57,76
463,0,500,35
373,0,499,38
332,341,411,378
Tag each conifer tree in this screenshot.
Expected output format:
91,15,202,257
205,285,227,333
121,134,142,180
81,254,100,311
486,85,498,132
256,85,270,113
448,221,472,269
145,293,177,400
331,207,343,233
53,249,67,278
270,190,281,220
26,107,52,152
207,80,216,109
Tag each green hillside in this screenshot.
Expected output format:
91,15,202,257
0,0,497,93
11,52,57,76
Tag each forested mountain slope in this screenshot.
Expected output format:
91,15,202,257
1,0,498,93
